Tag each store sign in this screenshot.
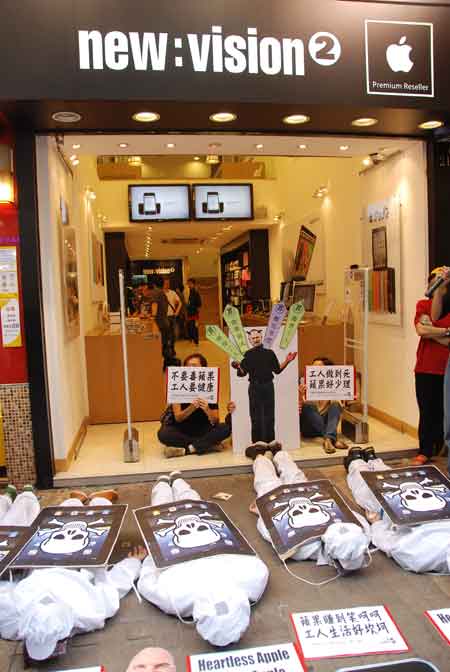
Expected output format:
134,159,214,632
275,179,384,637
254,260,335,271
0,1,448,107
0,246,21,348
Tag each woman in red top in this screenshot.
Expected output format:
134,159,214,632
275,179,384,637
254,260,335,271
413,268,450,465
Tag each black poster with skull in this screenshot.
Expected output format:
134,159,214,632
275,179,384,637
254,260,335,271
361,465,450,527
11,505,127,568
0,526,35,577
134,500,256,568
256,480,360,560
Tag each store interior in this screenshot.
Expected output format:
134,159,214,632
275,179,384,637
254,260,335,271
34,133,428,485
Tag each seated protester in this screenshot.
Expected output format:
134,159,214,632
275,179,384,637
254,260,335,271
158,353,232,458
299,357,349,454
345,447,450,574
126,648,176,672
250,449,370,571
137,472,269,647
0,490,143,662
0,485,40,526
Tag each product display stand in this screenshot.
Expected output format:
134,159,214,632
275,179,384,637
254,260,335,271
119,269,140,462
342,267,369,443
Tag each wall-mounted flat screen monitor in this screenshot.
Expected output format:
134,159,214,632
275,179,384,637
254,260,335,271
129,184,190,222
292,282,316,312
193,184,254,220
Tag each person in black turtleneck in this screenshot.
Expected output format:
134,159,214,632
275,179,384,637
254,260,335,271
232,328,297,459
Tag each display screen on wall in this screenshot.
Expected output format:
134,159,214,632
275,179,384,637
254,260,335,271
128,185,190,222
193,184,254,220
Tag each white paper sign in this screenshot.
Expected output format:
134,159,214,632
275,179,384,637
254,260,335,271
305,365,355,401
166,366,219,404
425,608,450,646
291,605,409,660
188,643,306,672
0,297,22,347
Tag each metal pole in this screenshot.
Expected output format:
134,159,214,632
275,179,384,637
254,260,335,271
362,267,369,423
119,269,133,444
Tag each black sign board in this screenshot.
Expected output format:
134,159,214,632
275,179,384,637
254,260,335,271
0,526,34,577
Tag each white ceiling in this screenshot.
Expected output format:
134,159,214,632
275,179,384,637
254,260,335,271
63,132,415,158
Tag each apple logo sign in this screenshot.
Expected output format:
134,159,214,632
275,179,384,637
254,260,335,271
386,36,414,73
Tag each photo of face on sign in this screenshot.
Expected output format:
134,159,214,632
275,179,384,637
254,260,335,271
257,480,360,560
134,500,255,568
12,506,127,568
361,466,450,527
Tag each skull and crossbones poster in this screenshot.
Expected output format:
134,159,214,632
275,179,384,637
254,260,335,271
11,505,127,569
134,500,256,568
361,465,450,527
0,526,34,577
256,480,360,560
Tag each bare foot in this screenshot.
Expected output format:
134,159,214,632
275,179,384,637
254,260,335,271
249,499,258,514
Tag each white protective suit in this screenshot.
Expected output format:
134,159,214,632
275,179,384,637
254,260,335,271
0,491,40,526
137,477,269,647
347,457,450,574
0,496,141,660
254,452,370,571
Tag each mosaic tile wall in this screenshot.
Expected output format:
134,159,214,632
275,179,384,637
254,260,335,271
0,383,36,487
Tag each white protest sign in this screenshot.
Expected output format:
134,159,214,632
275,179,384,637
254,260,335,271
291,605,409,660
166,366,219,404
305,365,355,401
188,643,306,672
425,608,450,646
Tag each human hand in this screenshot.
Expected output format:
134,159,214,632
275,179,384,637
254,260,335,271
198,398,209,412
231,361,241,370
191,399,201,409
286,352,297,363
227,401,236,414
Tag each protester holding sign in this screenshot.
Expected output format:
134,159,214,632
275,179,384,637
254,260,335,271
250,450,369,571
345,447,450,573
0,491,142,662
299,358,349,454
158,353,232,458
137,472,269,647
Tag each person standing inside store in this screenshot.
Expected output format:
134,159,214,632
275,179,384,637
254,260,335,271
298,357,349,455
430,266,450,475
151,275,174,369
163,277,181,355
186,277,202,345
412,268,450,466
175,283,188,339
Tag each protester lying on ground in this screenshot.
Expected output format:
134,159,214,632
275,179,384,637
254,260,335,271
249,448,369,572
345,446,450,574
158,352,233,458
299,357,349,455
137,472,269,647
0,484,40,526
0,489,142,662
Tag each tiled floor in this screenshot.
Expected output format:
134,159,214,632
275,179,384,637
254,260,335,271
55,339,418,485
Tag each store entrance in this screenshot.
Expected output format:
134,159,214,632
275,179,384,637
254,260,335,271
35,132,424,486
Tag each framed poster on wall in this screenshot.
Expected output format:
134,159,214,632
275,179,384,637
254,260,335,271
58,195,80,340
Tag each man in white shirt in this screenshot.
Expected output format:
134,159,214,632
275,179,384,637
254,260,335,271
163,278,181,356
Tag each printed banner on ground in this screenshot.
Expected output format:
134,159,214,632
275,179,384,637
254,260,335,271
305,365,355,401
12,505,127,568
166,366,219,404
361,465,450,527
188,643,306,672
425,609,450,646
134,499,255,568
256,480,360,560
0,526,34,577
291,605,409,660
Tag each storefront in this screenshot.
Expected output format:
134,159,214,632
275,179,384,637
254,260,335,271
0,0,450,488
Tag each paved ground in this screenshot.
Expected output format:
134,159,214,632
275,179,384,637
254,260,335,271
2,457,449,672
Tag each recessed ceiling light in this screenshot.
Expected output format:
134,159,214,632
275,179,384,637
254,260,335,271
147,226,153,230
69,154,77,161
208,143,222,150
283,114,310,125
298,144,307,149
118,142,129,148
72,143,81,150
72,159,80,166
193,156,200,161
255,143,264,150
166,143,176,149
51,111,82,123
352,117,378,127
209,112,237,123
339,145,349,151
418,120,444,130
132,111,160,123
362,157,372,166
